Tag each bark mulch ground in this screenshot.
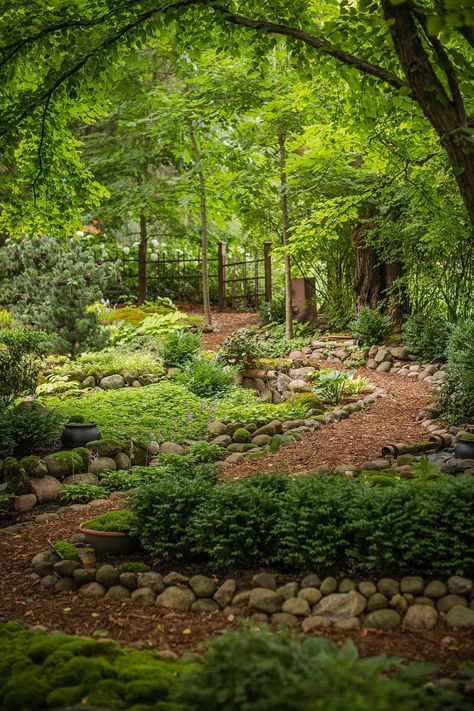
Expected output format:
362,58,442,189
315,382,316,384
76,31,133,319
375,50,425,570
222,367,432,480
179,305,257,350
1,506,473,674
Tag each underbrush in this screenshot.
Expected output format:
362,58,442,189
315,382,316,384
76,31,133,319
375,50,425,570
44,381,209,444
132,472,474,576
0,623,466,711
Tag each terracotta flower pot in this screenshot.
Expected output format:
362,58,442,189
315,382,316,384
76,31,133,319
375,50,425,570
78,522,138,555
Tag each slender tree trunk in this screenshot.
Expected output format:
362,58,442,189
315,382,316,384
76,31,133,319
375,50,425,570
138,214,147,304
381,0,474,228
190,124,212,326
278,133,293,339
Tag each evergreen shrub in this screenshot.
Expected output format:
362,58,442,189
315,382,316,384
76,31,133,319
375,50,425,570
132,473,474,576
350,308,391,346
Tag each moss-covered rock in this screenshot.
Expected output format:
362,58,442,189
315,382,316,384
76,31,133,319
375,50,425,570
72,446,91,469
3,458,31,494
19,456,48,478
44,451,84,479
233,427,252,443
86,439,123,457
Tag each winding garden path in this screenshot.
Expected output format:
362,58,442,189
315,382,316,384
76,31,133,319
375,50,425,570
223,367,432,480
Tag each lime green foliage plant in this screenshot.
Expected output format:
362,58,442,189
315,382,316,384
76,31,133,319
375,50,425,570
213,388,311,425
175,627,458,711
83,509,134,532
311,370,349,405
52,349,165,378
436,318,474,423
132,472,474,575
60,484,108,504
174,358,237,398
51,540,79,561
351,308,392,346
107,311,203,349
0,622,184,711
159,330,202,367
403,314,452,362
44,382,209,444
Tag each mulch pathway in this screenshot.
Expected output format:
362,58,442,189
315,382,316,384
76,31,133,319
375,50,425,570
222,367,432,479
1,506,473,674
179,305,257,350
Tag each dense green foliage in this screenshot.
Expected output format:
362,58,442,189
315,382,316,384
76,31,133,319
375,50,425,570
218,329,262,368
258,295,286,326
403,315,452,362
436,318,474,423
60,483,108,504
49,349,165,378
0,623,464,711
351,308,392,347
212,388,310,425
44,381,209,444
0,329,45,408
174,358,237,398
132,473,474,575
0,237,114,356
158,330,202,368
176,627,461,711
0,402,62,459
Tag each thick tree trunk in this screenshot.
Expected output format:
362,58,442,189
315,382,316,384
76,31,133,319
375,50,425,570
381,0,474,229
138,214,147,304
190,124,212,326
278,133,293,340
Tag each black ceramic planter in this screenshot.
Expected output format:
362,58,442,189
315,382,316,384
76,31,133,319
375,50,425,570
455,438,474,459
61,423,101,449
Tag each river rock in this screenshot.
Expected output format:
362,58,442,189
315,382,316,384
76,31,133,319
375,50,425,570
403,604,438,630
137,572,164,592
53,560,80,577
358,581,377,598
213,579,236,607
282,597,311,617
89,457,117,475
446,606,474,628
106,585,131,599
377,578,400,597
400,576,424,595
367,593,388,611
160,442,185,455
192,598,220,613
73,568,97,585
156,586,196,610
31,550,60,577
301,574,320,588
276,582,299,600
437,595,468,613
252,572,276,590
301,616,332,632
298,587,322,605
87,440,122,457
80,582,106,597
320,577,338,595
189,575,217,598
447,576,473,595
424,580,447,598
100,374,125,390
364,609,401,629
14,494,37,512
271,612,299,628
131,587,156,605
248,588,284,614
95,564,120,588
313,591,366,620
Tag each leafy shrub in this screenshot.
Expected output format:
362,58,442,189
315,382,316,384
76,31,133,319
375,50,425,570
258,294,286,325
311,369,349,404
99,467,168,492
403,314,452,361
132,472,474,575
0,328,46,407
50,349,164,378
83,509,134,532
174,357,237,398
175,627,456,711
188,441,222,463
159,330,201,367
436,318,474,423
218,328,262,368
0,402,62,458
351,308,392,346
60,483,108,503
213,388,312,425
44,381,209,444
0,236,114,356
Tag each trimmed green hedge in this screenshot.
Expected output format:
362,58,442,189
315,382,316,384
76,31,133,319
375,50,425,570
45,381,209,444
132,473,474,576
0,624,465,711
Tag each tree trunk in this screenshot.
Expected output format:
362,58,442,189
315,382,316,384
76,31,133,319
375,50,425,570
190,124,212,326
278,133,293,340
353,241,383,312
381,0,474,228
138,214,147,305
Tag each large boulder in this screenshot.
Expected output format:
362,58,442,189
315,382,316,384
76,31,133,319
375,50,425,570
44,451,83,479
3,458,30,494
87,440,122,457
403,604,438,630
30,475,63,502
313,591,367,620
100,374,125,390
156,586,196,610
446,606,474,628
62,472,99,485
248,588,284,614
88,456,117,474
189,575,217,598
160,442,185,455
19,456,48,478
364,609,401,630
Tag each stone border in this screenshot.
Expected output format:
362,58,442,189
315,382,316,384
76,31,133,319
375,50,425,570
30,542,474,632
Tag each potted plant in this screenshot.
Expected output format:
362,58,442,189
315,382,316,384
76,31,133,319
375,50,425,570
79,509,137,555
455,432,474,460
61,415,101,448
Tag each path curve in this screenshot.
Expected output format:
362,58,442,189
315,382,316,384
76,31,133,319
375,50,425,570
222,368,432,480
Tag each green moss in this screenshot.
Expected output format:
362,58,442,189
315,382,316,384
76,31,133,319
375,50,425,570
47,450,83,468
2,671,49,711
68,414,85,423
118,562,150,574
459,433,474,441
83,509,134,532
18,455,46,476
46,684,84,708
233,427,251,443
52,540,79,561
72,446,91,468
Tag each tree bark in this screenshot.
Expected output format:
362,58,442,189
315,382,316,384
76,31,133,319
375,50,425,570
190,123,212,326
381,0,474,228
278,133,293,340
138,213,147,304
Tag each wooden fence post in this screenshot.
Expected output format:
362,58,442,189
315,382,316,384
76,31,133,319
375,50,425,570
264,241,272,302
217,241,226,311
